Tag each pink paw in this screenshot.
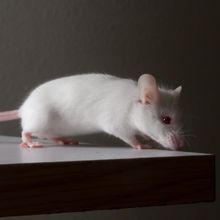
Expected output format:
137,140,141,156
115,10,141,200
20,142,43,148
132,143,143,150
132,143,152,150
30,142,43,148
20,142,29,148
52,138,79,145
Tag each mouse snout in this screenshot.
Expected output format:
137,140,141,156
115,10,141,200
157,133,184,150
162,133,184,150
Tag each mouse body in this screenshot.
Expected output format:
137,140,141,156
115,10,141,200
0,73,184,149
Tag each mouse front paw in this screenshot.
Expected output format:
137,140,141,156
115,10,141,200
132,143,153,150
52,137,79,145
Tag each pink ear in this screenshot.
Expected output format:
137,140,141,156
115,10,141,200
142,87,158,104
138,74,159,104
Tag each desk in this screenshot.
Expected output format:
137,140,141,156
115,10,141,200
0,136,215,217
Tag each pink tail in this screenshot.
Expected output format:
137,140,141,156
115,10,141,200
0,110,20,122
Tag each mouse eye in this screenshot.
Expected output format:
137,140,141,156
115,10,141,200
161,115,172,124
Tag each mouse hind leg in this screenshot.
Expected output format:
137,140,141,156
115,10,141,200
20,131,43,148
20,131,79,147
20,107,78,147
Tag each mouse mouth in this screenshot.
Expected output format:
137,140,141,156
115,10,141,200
164,134,185,150
137,132,184,150
142,133,184,150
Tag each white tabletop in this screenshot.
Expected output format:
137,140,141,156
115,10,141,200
0,135,208,165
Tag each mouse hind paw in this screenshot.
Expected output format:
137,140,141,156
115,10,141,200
20,131,43,148
20,141,43,148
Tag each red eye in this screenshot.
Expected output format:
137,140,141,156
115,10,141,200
161,115,172,124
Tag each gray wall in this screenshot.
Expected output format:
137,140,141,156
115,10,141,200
0,0,218,219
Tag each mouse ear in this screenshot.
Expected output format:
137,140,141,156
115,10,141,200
138,74,159,104
173,85,182,96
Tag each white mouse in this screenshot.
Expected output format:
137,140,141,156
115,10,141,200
0,73,184,150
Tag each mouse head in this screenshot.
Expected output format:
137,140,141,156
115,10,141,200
135,74,184,150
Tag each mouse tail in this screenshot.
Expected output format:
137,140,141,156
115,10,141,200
0,110,20,122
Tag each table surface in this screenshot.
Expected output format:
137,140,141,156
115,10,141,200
0,135,214,217
0,135,208,165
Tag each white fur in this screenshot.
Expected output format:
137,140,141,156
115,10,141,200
19,73,183,149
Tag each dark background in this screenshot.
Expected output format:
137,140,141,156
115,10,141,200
0,0,218,219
